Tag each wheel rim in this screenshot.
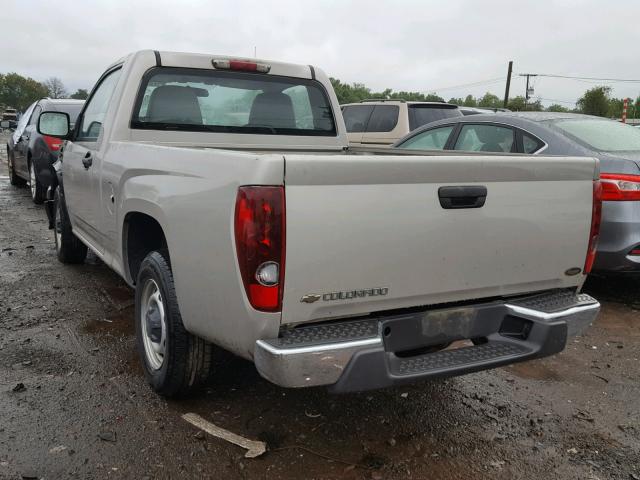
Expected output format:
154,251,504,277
140,279,166,371
54,198,62,252
29,163,36,198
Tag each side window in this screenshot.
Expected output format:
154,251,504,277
28,105,42,126
397,126,454,150
522,132,544,153
366,105,399,132
342,105,374,133
78,68,122,141
14,102,36,139
454,124,514,152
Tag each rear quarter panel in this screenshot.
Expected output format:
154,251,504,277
104,142,284,359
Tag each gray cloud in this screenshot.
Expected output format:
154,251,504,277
2,0,639,106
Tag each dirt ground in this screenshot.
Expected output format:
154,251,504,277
0,131,639,480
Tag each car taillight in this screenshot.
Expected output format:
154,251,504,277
212,59,271,73
600,173,640,201
43,135,62,151
584,180,602,274
234,186,285,312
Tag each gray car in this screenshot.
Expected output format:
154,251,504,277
393,112,640,274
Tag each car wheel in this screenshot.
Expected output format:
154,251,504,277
29,161,45,204
135,250,214,397
53,186,87,264
8,152,25,187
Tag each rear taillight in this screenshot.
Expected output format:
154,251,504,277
212,59,271,73
43,135,62,151
600,173,640,201
234,186,285,312
584,180,603,275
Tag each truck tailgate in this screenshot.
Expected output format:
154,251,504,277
281,154,598,325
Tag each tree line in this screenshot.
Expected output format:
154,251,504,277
2,71,638,120
331,78,640,119
0,73,88,112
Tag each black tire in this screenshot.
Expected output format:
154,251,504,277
29,160,45,204
8,151,25,187
53,186,87,264
135,250,214,397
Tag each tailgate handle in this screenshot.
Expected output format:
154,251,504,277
438,186,487,209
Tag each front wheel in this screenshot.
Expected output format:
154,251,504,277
29,161,45,204
53,186,87,264
135,250,214,397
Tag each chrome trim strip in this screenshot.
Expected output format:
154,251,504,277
255,337,381,356
504,301,599,321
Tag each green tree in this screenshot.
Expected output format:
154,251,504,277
448,97,464,106
329,78,371,104
70,88,89,100
607,98,624,118
577,86,611,117
507,96,526,111
462,95,477,107
477,92,501,108
546,103,569,113
0,72,48,111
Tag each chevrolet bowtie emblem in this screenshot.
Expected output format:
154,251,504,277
300,294,322,304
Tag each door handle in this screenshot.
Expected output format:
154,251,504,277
438,186,487,209
82,152,93,169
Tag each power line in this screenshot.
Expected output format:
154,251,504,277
426,77,504,93
523,73,640,83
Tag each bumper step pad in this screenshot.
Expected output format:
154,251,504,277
394,341,530,376
507,290,596,314
275,319,378,348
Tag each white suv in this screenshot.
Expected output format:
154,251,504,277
341,100,462,146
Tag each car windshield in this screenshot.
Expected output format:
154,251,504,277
132,67,336,136
551,118,640,152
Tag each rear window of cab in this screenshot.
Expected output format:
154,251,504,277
132,67,336,136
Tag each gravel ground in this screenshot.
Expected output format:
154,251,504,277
0,131,639,479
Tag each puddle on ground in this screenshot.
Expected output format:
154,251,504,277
504,359,561,381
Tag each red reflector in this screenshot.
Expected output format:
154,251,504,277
234,186,285,312
584,180,602,275
629,249,640,256
212,58,271,73
600,173,640,201
43,135,62,151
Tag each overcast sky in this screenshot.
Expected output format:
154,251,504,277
3,0,639,107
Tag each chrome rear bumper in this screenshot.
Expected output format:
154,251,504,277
254,290,600,391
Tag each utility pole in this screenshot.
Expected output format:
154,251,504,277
519,73,538,109
503,61,513,108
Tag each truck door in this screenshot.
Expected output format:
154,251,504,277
62,68,122,254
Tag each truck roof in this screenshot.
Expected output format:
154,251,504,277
112,50,316,80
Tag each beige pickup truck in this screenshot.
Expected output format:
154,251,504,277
37,50,601,397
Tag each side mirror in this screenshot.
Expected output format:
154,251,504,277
37,111,71,139
0,120,10,129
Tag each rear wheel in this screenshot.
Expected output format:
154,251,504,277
29,161,45,204
135,250,214,397
53,186,87,264
8,152,25,186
